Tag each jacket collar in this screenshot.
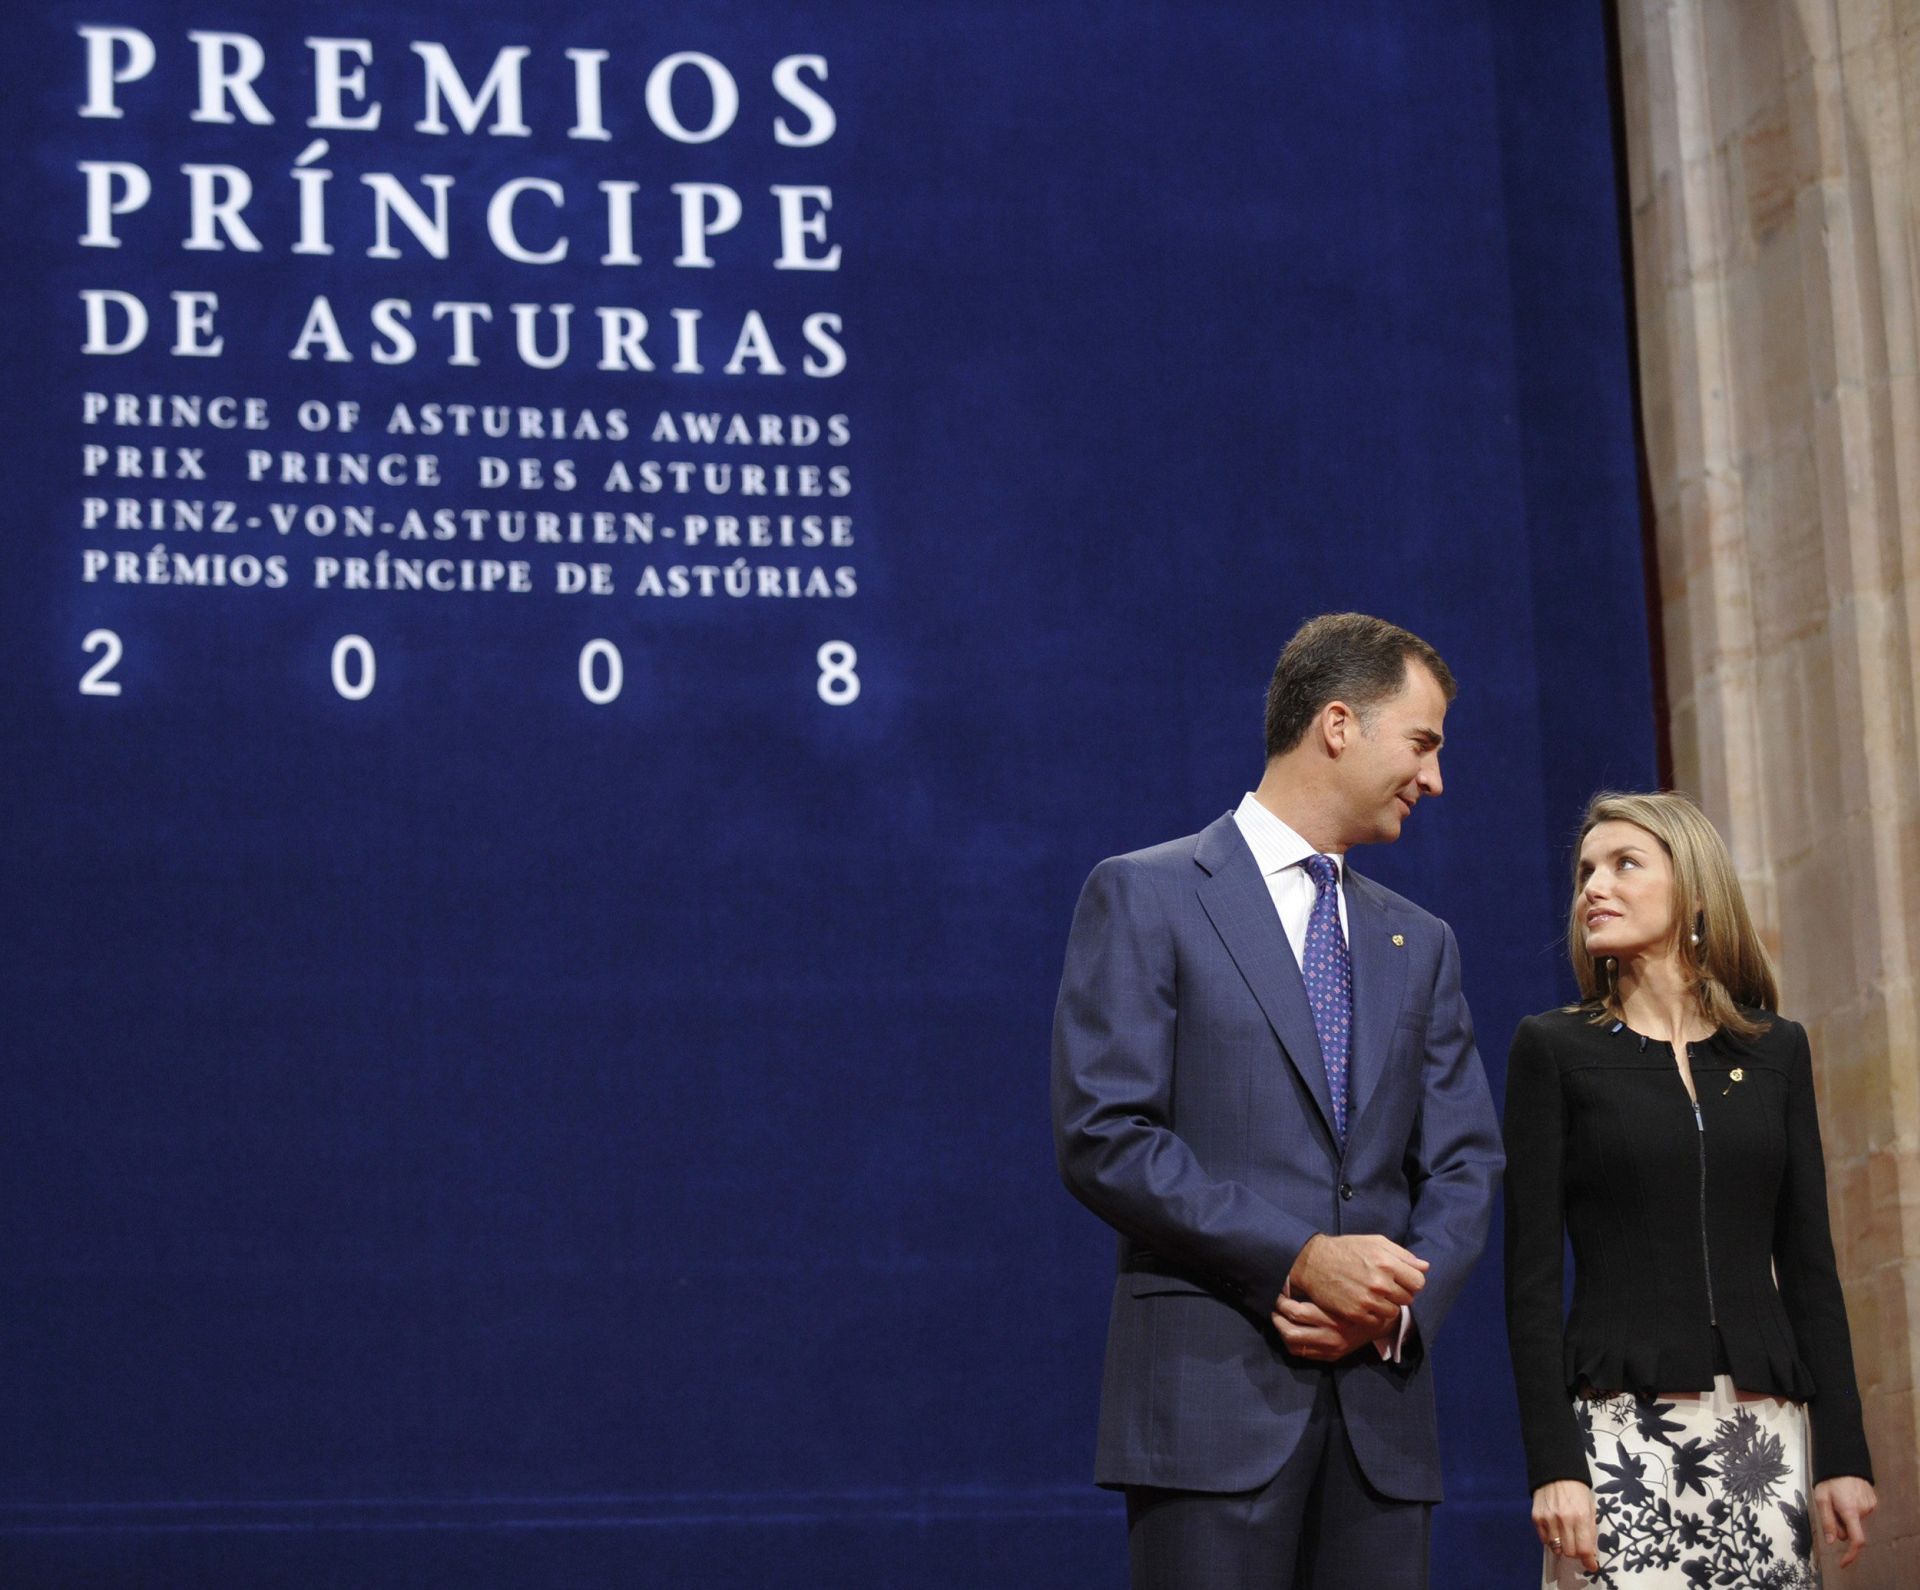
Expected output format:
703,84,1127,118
1193,812,1410,1142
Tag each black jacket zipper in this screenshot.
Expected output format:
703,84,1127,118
1687,1043,1718,1326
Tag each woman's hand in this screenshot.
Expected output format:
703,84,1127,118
1813,1476,1875,1568
1532,1479,1600,1574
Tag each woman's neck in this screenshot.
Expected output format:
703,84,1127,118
1616,951,1714,1045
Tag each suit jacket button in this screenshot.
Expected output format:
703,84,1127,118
1339,1183,1354,1201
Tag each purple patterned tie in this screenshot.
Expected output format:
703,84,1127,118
1300,853,1352,1146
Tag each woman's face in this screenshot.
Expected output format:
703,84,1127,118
1576,819,1678,963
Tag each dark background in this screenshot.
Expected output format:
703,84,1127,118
1,1,1654,1582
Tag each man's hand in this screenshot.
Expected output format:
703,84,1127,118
1270,1295,1384,1361
1532,1480,1600,1574
1285,1233,1428,1333
1813,1476,1875,1569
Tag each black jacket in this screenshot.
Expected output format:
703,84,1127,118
1502,1006,1871,1492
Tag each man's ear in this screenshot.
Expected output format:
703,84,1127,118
1320,700,1355,757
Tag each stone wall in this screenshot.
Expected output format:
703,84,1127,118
1613,0,1920,1577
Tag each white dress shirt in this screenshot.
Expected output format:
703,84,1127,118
1231,791,1410,1363
1231,792,1349,962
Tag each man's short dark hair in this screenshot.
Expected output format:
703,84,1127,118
1263,613,1457,760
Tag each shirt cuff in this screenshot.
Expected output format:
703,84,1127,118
1374,1305,1412,1362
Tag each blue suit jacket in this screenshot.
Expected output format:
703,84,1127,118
1051,812,1503,1500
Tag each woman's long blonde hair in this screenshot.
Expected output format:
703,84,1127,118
1568,791,1777,1037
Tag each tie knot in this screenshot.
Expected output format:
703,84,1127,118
1303,853,1339,890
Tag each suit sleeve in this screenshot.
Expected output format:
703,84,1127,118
1502,1017,1588,1491
1773,1021,1873,1484
1398,921,1505,1360
1051,856,1319,1314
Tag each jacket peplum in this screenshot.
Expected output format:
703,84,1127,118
1502,1006,1872,1493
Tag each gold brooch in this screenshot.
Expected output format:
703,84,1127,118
1391,934,1405,947
1722,1067,1745,1096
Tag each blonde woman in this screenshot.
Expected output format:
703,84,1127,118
1503,792,1875,1587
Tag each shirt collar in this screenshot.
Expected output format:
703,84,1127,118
1233,792,1345,881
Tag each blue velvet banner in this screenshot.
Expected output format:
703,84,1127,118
0,1,1654,1583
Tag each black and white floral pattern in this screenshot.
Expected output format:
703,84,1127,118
1544,1377,1818,1589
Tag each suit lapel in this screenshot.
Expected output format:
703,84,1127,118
1193,815,1338,1143
1343,868,1410,1128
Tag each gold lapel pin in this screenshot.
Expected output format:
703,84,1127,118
1722,1066,1745,1095
1391,934,1405,947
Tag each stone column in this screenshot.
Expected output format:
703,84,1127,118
1615,0,1920,1577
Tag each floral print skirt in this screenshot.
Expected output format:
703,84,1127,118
1543,1375,1817,1589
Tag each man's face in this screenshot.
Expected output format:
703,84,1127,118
1331,661,1448,846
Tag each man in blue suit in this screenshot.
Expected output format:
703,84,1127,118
1052,613,1503,1588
